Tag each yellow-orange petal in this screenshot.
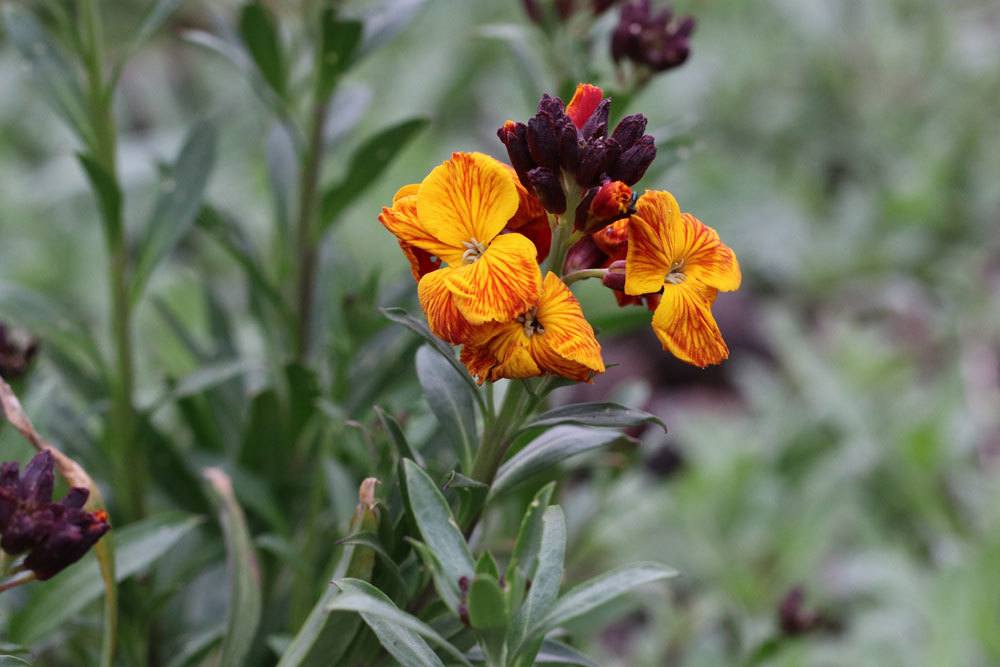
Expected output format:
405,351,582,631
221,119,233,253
593,218,629,260
460,323,540,384
530,273,605,381
393,183,420,203
651,279,729,367
675,213,742,292
417,268,471,344
444,233,541,325
624,212,672,295
417,152,519,250
379,195,460,265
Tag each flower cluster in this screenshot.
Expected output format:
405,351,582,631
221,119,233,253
0,322,39,381
611,0,695,73
0,451,110,580
380,83,740,381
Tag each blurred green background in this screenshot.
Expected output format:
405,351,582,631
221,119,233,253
2,0,999,665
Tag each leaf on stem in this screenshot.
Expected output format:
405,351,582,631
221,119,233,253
510,506,565,652
519,402,666,434
238,2,287,98
416,345,478,471
402,460,474,582
317,12,362,98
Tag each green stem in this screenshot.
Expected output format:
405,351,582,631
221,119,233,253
293,96,331,362
562,268,607,285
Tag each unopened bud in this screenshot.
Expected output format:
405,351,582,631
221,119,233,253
610,114,648,151
602,260,627,291
610,135,656,185
564,236,604,273
565,83,605,130
526,166,567,214
497,121,533,185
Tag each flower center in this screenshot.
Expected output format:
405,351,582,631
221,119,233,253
462,238,487,264
665,259,686,285
518,307,545,337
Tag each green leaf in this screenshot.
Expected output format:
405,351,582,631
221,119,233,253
146,359,256,412
336,532,410,595
317,12,362,97
359,0,428,59
408,539,461,615
537,563,677,635
489,427,633,501
319,118,428,232
276,587,362,667
112,0,184,83
468,575,507,630
131,122,218,304
402,460,474,582
238,2,287,98
9,513,203,644
374,405,423,466
381,307,484,408
77,153,123,242
507,482,556,582
520,402,666,434
443,470,488,491
532,639,599,666
416,345,479,471
329,579,471,667
2,7,93,148
204,469,263,667
511,506,565,651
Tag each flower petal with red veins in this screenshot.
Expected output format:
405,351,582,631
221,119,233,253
651,280,729,367
417,268,471,344
445,233,541,325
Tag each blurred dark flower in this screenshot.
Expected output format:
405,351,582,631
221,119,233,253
497,83,656,215
0,323,39,381
644,442,686,478
522,0,622,25
0,451,110,581
611,0,695,73
777,586,841,637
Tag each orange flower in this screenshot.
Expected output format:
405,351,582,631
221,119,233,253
625,191,741,367
379,184,441,281
379,152,542,342
461,273,605,383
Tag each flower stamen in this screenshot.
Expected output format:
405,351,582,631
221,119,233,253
462,238,488,264
665,259,686,285
517,307,545,337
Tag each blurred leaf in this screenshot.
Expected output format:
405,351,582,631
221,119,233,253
265,123,298,235
490,427,633,501
131,122,218,304
277,586,362,667
77,153,123,242
204,468,262,667
113,0,185,83
538,562,677,635
329,579,470,666
317,12,362,98
336,532,409,595
402,459,475,583
358,0,428,58
164,626,225,667
532,640,599,666
409,539,461,615
381,307,484,409
477,24,549,106
507,482,556,581
511,506,565,652
9,513,203,644
239,2,287,98
325,83,373,145
147,359,254,412
319,118,429,232
374,405,423,466
416,345,478,471
519,402,666,434
468,575,507,630
2,7,94,148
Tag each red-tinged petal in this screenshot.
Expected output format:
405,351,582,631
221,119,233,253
417,152,519,249
461,322,540,384
379,195,461,265
593,218,630,260
530,273,605,380
651,279,729,367
400,244,442,281
565,83,604,129
445,233,541,325
417,268,471,344
676,213,742,292
505,168,552,262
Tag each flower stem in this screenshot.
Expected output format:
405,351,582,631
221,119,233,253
562,268,607,285
0,572,36,594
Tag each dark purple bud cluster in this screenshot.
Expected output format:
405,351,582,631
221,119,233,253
0,451,110,580
0,323,39,381
611,0,695,72
497,87,656,216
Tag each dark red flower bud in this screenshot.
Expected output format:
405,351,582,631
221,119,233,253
778,586,820,636
498,121,534,185
559,123,580,172
527,114,561,172
610,134,656,184
565,236,605,272
611,0,696,73
0,323,39,381
526,167,567,214
602,260,627,291
580,99,610,140
575,139,609,187
610,114,648,150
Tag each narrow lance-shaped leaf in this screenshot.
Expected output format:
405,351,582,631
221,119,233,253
374,405,424,466
519,402,666,434
204,469,262,667
358,0,429,59
319,118,429,232
131,122,218,304
402,460,474,582
507,482,556,581
316,12,362,98
416,345,478,471
328,579,471,667
490,427,634,501
238,2,287,98
537,562,678,635
511,506,565,652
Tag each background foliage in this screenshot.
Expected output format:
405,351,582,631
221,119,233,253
1,0,999,665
